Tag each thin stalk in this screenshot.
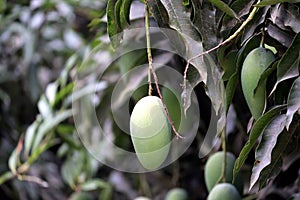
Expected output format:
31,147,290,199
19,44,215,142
145,3,183,139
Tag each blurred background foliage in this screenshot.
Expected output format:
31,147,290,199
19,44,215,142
0,0,299,200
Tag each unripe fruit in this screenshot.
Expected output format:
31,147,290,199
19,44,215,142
241,47,275,120
207,183,241,200
134,197,151,200
165,188,188,200
162,87,181,130
130,96,171,170
204,152,243,195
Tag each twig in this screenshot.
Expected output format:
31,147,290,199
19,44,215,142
145,4,183,139
18,175,49,188
145,5,153,96
183,0,261,105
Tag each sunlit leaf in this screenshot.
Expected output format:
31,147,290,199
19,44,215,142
120,0,133,28
233,105,286,180
32,110,73,152
250,114,286,190
286,76,300,129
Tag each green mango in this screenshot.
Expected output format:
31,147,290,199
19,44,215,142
165,188,188,200
162,87,181,130
130,96,171,170
208,183,241,200
204,152,244,195
241,47,275,120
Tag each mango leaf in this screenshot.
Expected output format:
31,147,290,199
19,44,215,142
81,179,110,191
191,0,219,51
250,114,286,190
208,0,239,20
8,149,18,175
225,72,238,111
233,105,286,180
107,0,122,48
148,0,170,27
270,33,300,94
255,0,300,7
258,114,300,189
286,76,300,130
32,110,73,152
160,0,225,130
24,119,41,157
270,4,300,33
120,0,133,28
160,0,200,41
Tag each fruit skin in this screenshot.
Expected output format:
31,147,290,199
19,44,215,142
241,47,275,120
130,96,171,170
162,87,181,130
204,152,244,195
207,183,241,200
165,188,188,200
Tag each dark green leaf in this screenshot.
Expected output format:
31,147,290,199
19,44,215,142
250,114,286,190
191,0,218,51
160,0,200,41
258,114,300,189
0,0,6,13
221,50,238,81
233,105,286,181
286,76,300,129
270,33,300,94
208,0,240,19
107,0,122,48
255,0,300,7
148,0,170,27
225,72,238,111
120,0,133,28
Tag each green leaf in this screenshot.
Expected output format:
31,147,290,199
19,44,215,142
81,179,109,191
270,33,300,94
107,0,122,48
208,0,240,19
160,0,200,41
191,0,218,51
37,95,53,119
233,105,286,180
61,151,85,188
258,114,300,189
286,76,300,130
225,72,238,111
250,114,286,190
32,110,73,152
8,149,18,175
24,119,41,157
255,0,300,7
0,0,6,13
148,0,170,27
120,0,133,28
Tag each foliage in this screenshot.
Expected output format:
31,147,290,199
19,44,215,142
0,0,299,199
